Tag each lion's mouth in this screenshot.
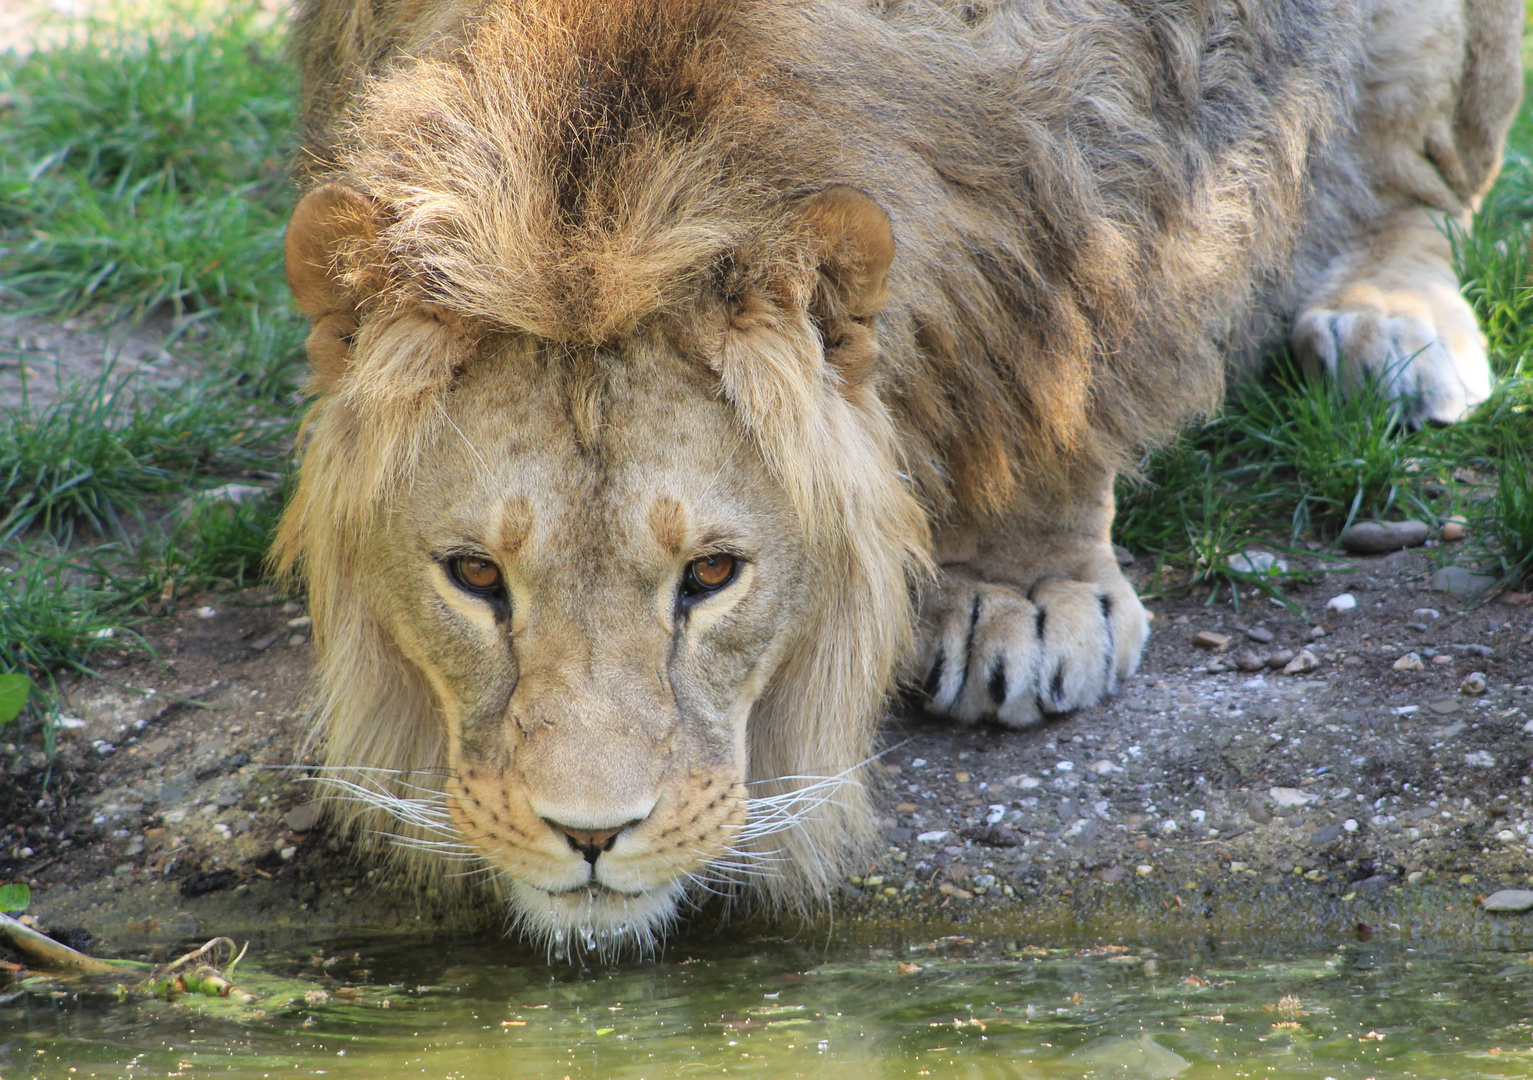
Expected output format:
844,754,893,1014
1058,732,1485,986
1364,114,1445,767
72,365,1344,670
545,881,647,899
505,878,686,958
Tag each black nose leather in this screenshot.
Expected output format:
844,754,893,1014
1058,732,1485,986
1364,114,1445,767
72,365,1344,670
549,823,622,865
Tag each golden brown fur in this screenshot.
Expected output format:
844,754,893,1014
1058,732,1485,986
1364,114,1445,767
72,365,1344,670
277,0,1521,949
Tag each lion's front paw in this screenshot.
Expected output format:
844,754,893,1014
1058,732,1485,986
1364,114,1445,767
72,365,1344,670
1292,280,1490,425
917,573,1149,728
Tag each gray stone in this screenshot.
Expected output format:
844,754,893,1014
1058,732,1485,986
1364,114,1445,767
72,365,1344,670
1234,649,1266,672
1267,649,1296,669
285,802,323,833
1246,797,1271,824
1429,566,1496,594
1244,626,1274,644
1483,889,1533,913
1282,649,1320,675
1338,520,1430,554
1310,825,1344,846
1065,1035,1190,1079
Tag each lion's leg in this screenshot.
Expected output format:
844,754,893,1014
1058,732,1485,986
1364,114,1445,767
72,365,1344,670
917,471,1148,728
1293,0,1521,424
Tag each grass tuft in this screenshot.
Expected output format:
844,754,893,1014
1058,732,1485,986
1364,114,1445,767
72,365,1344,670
0,368,288,544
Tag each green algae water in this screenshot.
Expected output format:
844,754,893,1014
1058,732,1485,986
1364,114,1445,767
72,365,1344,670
5,930,1533,1079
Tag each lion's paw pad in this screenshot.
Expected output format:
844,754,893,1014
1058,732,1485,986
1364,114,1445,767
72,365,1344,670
918,578,1148,728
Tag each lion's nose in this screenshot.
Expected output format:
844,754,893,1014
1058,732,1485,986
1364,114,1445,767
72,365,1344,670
547,821,626,865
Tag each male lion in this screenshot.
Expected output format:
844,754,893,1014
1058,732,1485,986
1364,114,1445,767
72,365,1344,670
276,0,1520,952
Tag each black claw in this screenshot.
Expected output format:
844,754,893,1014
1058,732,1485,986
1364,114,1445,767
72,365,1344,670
987,661,1007,707
956,594,982,698
1099,591,1115,674
923,648,946,699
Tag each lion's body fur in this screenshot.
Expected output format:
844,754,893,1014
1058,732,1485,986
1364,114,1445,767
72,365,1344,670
278,0,1521,931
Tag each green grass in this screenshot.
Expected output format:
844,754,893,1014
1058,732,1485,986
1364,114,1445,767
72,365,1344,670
0,5,300,729
0,367,285,544
0,2,293,323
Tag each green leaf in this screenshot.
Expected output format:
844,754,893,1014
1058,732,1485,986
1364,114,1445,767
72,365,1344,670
0,673,32,726
0,882,31,913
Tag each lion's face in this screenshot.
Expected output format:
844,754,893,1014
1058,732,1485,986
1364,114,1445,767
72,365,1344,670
277,178,925,954
356,336,811,944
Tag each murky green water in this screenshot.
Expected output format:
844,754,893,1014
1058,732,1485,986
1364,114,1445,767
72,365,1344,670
5,929,1533,1078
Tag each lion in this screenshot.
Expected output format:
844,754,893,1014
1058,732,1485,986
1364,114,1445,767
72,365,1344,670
275,0,1521,953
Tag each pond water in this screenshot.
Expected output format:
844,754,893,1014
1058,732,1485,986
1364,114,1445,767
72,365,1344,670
4,927,1533,1079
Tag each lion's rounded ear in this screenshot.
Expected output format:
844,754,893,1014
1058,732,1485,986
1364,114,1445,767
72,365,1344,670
798,184,895,320
285,183,382,392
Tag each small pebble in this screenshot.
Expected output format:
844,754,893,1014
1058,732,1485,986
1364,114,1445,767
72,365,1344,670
1482,889,1533,913
1193,631,1231,651
1464,750,1496,768
1267,649,1295,669
1460,672,1487,695
1428,697,1460,715
1234,649,1266,672
1307,625,1328,640
1244,626,1274,644
1431,654,1453,666
195,606,218,620
1282,649,1319,675
1392,652,1425,671
1338,519,1430,554
286,633,309,648
1225,550,1285,576
1325,593,1357,613
285,803,322,832
1413,608,1441,620
1343,819,1359,833
286,615,313,630
249,633,279,652
1430,566,1495,594
1440,517,1468,542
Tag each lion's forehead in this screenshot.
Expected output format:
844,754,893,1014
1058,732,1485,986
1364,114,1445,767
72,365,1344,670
408,350,784,565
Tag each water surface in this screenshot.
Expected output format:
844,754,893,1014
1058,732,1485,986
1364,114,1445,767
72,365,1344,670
5,928,1532,1078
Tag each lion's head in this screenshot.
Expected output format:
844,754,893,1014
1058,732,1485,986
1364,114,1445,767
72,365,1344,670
276,113,928,950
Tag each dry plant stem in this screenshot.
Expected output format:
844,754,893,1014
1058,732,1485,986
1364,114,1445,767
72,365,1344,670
0,911,123,975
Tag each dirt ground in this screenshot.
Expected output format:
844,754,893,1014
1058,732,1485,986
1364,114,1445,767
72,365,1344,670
4,516,1531,953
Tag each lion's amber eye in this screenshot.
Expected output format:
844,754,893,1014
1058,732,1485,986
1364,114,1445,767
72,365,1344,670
450,556,502,595
683,553,737,596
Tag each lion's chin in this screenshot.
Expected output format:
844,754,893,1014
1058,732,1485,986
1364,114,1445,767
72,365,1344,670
504,879,685,960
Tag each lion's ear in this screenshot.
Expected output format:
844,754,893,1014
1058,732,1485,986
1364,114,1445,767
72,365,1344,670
797,185,895,384
285,183,383,392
